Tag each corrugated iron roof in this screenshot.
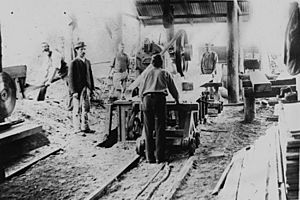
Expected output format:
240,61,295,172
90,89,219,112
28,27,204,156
135,0,250,26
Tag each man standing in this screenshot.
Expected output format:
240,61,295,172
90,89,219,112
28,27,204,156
200,43,219,99
32,42,62,101
109,43,130,100
68,41,95,133
130,54,179,163
200,43,218,76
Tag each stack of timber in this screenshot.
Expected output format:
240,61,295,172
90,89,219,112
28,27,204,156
213,125,286,200
277,102,300,200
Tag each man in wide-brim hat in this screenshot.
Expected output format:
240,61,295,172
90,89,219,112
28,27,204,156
68,41,95,134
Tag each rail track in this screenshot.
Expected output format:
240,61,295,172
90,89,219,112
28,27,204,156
85,150,197,200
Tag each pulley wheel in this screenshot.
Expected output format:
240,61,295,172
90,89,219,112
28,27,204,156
175,29,191,77
184,44,193,61
0,72,17,121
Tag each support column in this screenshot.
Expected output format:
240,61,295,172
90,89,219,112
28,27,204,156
162,0,174,42
227,1,239,103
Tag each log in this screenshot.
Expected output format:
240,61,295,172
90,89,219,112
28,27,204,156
227,0,239,103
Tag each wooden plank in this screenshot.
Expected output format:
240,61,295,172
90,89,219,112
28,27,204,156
234,146,255,200
133,163,166,199
276,112,288,200
2,65,26,79
0,124,42,146
84,155,140,200
249,71,272,92
5,146,62,179
200,82,222,88
217,152,244,200
250,135,272,200
163,156,196,200
244,86,297,98
212,159,234,195
266,127,280,200
236,135,270,200
211,148,247,195
242,78,296,88
271,78,296,86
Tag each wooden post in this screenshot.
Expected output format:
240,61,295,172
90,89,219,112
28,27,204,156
244,88,255,122
161,0,174,42
227,1,239,103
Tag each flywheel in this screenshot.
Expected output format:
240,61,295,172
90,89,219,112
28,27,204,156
0,72,16,121
175,29,193,77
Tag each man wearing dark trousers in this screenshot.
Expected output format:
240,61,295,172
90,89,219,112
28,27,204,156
68,41,95,134
138,54,179,163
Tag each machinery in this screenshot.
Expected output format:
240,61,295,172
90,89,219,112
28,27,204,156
130,29,201,156
136,102,200,156
0,72,17,122
135,29,192,77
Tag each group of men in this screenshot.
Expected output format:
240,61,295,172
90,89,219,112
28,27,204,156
31,40,218,164
30,41,95,134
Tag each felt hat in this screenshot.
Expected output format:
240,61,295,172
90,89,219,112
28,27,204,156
74,41,86,49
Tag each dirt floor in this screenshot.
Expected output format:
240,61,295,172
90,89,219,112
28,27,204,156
0,79,275,200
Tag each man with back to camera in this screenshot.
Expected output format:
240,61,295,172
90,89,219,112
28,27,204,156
68,41,95,134
128,54,180,163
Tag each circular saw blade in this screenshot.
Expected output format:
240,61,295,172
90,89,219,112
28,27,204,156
0,72,16,121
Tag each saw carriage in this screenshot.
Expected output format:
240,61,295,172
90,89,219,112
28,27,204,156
107,29,213,157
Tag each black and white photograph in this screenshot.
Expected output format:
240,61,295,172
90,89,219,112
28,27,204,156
0,0,298,199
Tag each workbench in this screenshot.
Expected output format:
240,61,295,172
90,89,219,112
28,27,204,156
107,100,141,142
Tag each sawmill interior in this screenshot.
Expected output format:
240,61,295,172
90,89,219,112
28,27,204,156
0,0,299,199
